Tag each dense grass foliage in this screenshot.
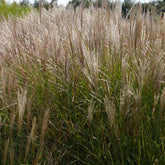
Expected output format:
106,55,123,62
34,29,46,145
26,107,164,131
0,5,165,164
0,0,30,20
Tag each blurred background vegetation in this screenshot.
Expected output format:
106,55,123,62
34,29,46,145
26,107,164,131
0,0,165,19
0,0,30,19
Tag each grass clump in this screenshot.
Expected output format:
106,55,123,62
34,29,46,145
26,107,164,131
0,4,165,164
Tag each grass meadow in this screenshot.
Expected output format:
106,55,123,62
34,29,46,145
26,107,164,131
0,4,165,164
